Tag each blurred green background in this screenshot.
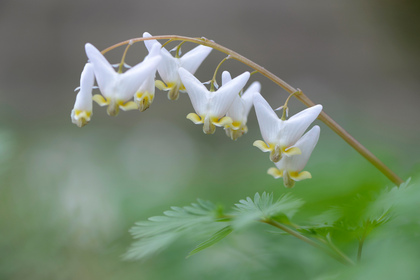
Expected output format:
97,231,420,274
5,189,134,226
1,0,419,279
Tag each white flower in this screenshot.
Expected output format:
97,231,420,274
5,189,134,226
221,71,260,140
143,32,212,100
178,67,250,134
85,43,161,116
134,43,161,112
71,63,94,127
267,125,320,188
253,93,322,162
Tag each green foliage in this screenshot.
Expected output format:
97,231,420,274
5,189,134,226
125,199,221,260
125,192,305,260
232,192,304,229
187,226,233,257
298,179,412,245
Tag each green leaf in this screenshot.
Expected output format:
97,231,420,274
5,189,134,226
297,208,342,236
364,178,411,224
124,199,220,260
187,226,233,258
232,192,304,229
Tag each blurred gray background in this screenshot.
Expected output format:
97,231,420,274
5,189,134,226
1,0,419,135
0,0,419,279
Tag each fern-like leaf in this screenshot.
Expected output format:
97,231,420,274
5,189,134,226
232,192,304,229
124,199,220,260
187,226,233,258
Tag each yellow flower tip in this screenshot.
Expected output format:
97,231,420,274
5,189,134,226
71,110,92,127
213,116,232,127
267,167,283,179
119,101,139,112
107,103,120,116
282,172,295,188
135,92,154,112
138,100,150,112
290,171,312,181
203,124,216,134
269,145,282,163
92,94,109,106
186,113,203,124
203,116,216,134
155,80,168,91
155,79,182,100
225,128,241,141
283,146,302,157
242,125,248,134
253,140,272,152
280,171,312,188
225,125,248,141
168,84,181,100
230,121,242,130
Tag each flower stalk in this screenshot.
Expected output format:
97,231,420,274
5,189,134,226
101,35,403,186
210,55,230,92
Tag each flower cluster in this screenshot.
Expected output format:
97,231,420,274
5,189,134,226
253,93,322,188
71,33,322,188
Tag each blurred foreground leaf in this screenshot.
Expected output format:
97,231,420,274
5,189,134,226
125,199,221,260
187,226,233,257
126,192,305,261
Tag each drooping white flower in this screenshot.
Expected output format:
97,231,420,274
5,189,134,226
71,63,94,127
221,71,261,140
134,43,161,112
85,43,161,116
178,67,250,134
267,125,320,188
143,32,212,101
253,93,322,162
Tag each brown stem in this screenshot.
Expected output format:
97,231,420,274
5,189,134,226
101,35,403,186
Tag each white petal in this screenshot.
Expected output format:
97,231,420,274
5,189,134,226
116,55,161,101
143,32,178,84
136,44,160,95
143,32,162,54
178,67,208,115
253,93,282,144
158,53,180,84
221,71,232,86
280,125,320,172
85,43,116,99
226,82,260,126
273,156,288,174
210,72,250,117
241,81,261,116
179,45,212,75
137,73,156,95
146,43,162,60
226,94,245,122
73,63,94,111
279,105,322,147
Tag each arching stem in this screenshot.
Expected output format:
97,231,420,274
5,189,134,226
101,35,403,186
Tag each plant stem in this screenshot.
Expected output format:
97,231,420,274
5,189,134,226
101,35,403,186
357,236,365,263
357,222,369,262
326,234,356,266
263,219,355,265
